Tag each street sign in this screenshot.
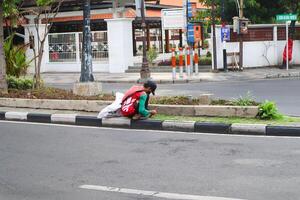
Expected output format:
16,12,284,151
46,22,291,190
221,26,230,42
276,14,298,21
161,9,185,29
187,0,193,18
187,23,194,43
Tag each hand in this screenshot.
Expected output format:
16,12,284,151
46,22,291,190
150,110,157,116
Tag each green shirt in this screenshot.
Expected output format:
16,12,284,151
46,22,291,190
138,94,150,117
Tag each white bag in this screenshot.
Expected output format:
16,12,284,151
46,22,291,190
97,92,124,119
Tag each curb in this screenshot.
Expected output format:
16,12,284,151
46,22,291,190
99,79,203,84
1,111,300,137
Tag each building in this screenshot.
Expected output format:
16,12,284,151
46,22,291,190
16,0,206,73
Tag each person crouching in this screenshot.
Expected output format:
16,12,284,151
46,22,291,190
121,80,157,119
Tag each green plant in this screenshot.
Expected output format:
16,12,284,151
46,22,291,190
199,56,212,65
6,76,33,90
257,100,283,120
206,51,212,57
4,34,31,77
232,92,257,106
146,47,158,65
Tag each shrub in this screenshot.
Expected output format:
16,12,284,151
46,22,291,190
4,34,31,77
206,51,212,57
199,56,212,65
146,47,158,65
232,92,257,106
257,100,283,120
6,76,33,90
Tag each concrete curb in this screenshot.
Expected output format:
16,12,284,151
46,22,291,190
194,122,230,134
266,125,300,137
231,123,266,135
0,98,259,118
1,110,300,137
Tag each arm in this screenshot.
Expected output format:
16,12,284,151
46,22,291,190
138,94,150,117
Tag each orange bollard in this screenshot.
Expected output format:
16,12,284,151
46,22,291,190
179,47,184,78
186,47,191,77
171,48,176,80
171,48,176,68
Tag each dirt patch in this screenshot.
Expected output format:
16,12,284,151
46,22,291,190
0,87,259,106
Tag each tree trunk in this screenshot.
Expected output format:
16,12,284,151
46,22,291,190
0,1,8,92
35,40,45,89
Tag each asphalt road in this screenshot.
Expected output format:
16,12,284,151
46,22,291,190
1,121,300,200
48,78,300,116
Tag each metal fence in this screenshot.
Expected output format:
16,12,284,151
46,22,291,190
48,31,108,63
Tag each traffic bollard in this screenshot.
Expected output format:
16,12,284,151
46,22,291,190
171,48,176,80
179,47,184,78
190,48,194,76
194,47,199,75
186,47,191,77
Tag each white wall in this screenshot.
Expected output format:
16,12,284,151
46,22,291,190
39,62,109,73
213,25,300,70
106,18,134,73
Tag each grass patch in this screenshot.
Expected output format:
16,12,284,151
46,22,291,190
153,114,300,125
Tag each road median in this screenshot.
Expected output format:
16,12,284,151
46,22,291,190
1,110,300,137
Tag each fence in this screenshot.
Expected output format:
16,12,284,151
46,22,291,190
48,31,108,63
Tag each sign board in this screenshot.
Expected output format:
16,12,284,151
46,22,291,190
161,9,185,30
221,26,230,42
187,23,195,43
187,0,193,18
276,14,298,21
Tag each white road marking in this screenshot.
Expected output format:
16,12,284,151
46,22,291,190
0,120,299,140
79,185,246,200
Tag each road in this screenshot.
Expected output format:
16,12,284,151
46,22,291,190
48,78,300,116
1,121,300,200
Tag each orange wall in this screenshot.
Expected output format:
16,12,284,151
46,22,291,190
157,0,207,9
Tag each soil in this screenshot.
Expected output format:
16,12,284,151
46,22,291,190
0,87,259,106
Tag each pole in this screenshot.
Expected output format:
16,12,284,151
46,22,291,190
238,0,243,70
211,0,217,71
221,0,227,72
0,0,8,91
186,47,191,77
171,48,176,80
190,47,194,75
223,40,228,71
179,47,184,78
286,21,289,71
194,46,199,75
140,0,151,80
80,0,94,82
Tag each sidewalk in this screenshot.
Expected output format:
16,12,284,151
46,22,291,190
41,66,300,84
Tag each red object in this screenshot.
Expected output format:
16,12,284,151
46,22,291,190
194,48,199,64
187,47,191,66
121,86,145,117
51,52,59,60
171,48,176,68
283,39,293,62
179,48,184,67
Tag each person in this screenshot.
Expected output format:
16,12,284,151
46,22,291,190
121,80,157,119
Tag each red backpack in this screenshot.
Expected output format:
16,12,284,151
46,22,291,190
121,86,145,117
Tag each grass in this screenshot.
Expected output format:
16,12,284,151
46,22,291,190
153,114,300,125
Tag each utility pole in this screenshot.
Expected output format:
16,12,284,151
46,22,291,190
211,0,217,71
0,0,8,92
239,0,243,70
80,0,94,82
139,0,151,81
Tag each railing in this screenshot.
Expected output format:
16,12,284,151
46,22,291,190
48,31,108,63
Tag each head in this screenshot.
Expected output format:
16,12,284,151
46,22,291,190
143,80,157,95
